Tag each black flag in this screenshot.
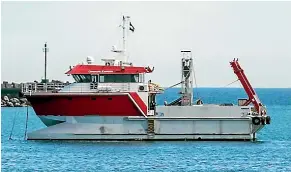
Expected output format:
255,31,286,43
129,22,135,32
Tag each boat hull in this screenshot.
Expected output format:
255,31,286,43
28,93,147,117
28,115,264,141
27,133,254,141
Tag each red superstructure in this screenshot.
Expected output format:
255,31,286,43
25,58,158,118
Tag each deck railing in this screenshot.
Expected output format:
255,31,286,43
21,82,133,93
22,82,164,94
21,83,69,93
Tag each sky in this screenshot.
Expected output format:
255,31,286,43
1,1,291,88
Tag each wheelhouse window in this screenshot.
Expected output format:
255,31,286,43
139,73,144,83
72,74,92,83
72,74,144,83
99,74,141,83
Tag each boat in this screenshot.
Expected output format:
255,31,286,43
22,16,270,141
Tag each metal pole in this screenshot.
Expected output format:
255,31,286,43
43,42,49,91
24,106,29,140
44,42,47,84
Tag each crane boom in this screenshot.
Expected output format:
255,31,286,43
230,59,265,115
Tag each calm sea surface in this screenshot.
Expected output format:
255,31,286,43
1,88,291,172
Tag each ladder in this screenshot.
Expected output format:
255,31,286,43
147,118,155,139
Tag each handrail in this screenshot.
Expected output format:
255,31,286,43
21,82,134,93
21,83,69,93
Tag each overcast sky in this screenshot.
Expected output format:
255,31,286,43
2,1,291,88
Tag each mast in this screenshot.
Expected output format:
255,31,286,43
181,51,193,106
111,16,134,65
122,16,126,59
122,16,130,63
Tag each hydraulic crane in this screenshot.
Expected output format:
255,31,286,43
230,59,266,116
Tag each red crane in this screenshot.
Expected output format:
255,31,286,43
230,59,266,115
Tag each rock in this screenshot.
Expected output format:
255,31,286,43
20,98,28,103
20,103,27,107
1,100,5,107
7,102,14,107
3,96,9,102
14,103,21,107
10,98,20,104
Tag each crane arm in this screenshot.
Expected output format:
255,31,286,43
230,59,265,115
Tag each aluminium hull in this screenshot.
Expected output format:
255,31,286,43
27,115,265,141
27,133,254,141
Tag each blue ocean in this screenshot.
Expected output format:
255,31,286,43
1,88,291,172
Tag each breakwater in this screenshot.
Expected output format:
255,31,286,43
1,96,29,107
1,80,69,107
1,81,26,107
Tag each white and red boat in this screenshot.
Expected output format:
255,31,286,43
23,16,270,141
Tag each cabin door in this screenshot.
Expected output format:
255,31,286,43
91,75,98,83
90,74,99,89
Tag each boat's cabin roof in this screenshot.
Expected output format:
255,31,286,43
65,64,152,83
66,64,153,75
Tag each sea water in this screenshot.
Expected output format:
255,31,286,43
1,88,291,171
